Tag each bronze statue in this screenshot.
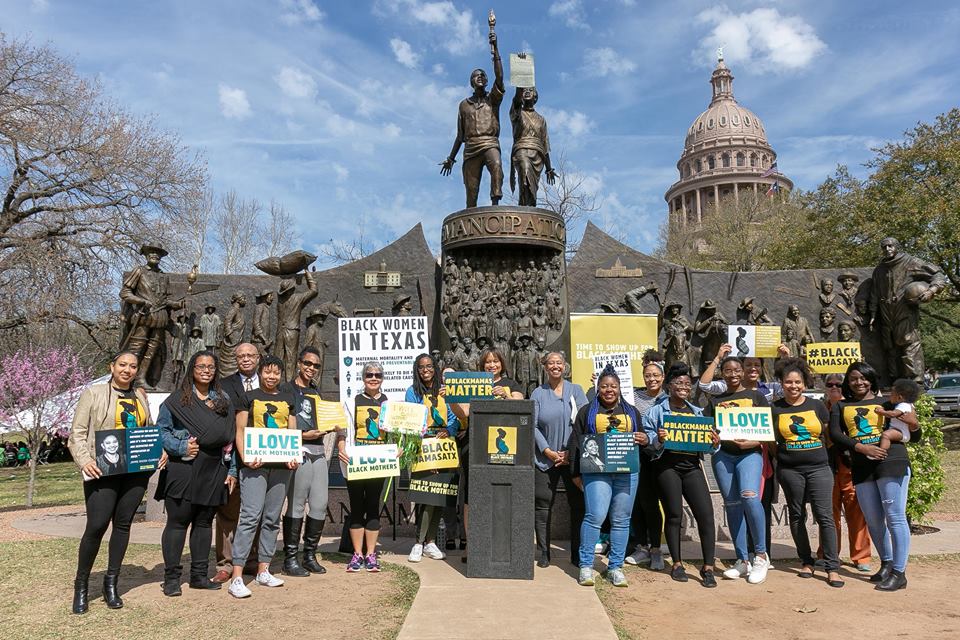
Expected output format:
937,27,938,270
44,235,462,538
392,293,413,317
218,292,247,377
251,289,275,354
457,336,480,371
868,237,946,382
782,327,801,358
443,336,461,371
691,299,727,375
837,272,859,315
508,68,556,206
512,333,540,397
303,306,329,385
199,304,222,350
118,243,185,387
661,303,692,371
440,21,505,207
837,320,857,342
782,304,815,346
185,326,206,364
736,297,771,325
275,269,318,380
170,313,187,386
623,282,661,315
818,278,836,307
818,307,836,341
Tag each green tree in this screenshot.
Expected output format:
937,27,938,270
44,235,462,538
906,394,947,525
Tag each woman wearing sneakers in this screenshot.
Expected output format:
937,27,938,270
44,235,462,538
407,353,460,563
643,362,720,587
338,361,389,573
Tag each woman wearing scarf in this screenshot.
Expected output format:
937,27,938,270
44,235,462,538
156,350,236,596
406,353,460,562
568,364,647,588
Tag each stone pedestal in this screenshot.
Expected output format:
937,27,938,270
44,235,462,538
467,400,535,579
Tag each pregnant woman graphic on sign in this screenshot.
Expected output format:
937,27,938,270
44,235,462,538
735,327,749,357
495,428,510,454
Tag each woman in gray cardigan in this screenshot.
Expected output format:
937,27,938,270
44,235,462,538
530,352,588,567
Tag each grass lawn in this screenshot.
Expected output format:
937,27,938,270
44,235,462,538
933,448,960,514
0,538,419,640
0,462,83,510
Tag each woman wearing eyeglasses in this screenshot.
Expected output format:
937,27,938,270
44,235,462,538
279,346,338,577
406,353,460,563
337,361,389,573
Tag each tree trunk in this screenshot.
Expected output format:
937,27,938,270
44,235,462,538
26,456,37,508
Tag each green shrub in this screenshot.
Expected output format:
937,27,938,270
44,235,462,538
906,393,946,524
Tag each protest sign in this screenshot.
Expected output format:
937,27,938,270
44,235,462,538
444,372,494,403
578,432,639,474
570,313,658,392
379,401,428,435
338,316,428,403
408,470,459,507
93,426,162,477
312,399,348,432
715,406,775,441
486,425,516,465
242,427,303,463
727,325,781,358
592,352,635,405
661,415,716,453
411,436,460,472
806,342,862,374
347,443,400,480
509,52,535,87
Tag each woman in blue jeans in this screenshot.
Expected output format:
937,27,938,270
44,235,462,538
567,365,648,588
703,356,771,584
829,362,911,591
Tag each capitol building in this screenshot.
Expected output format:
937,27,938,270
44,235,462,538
664,52,793,238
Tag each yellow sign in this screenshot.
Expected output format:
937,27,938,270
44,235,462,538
379,401,428,435
487,425,516,464
570,313,658,391
755,326,781,358
347,443,400,480
411,437,460,472
806,342,862,374
313,399,347,432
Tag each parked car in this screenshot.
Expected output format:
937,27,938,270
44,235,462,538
930,373,960,416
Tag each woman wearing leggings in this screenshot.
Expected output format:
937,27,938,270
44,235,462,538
829,362,912,591
157,350,236,596
69,351,157,614
338,360,389,573
643,362,720,587
705,356,771,584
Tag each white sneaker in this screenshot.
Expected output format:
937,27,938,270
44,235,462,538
723,559,751,580
625,546,651,566
227,577,251,598
748,555,769,584
594,542,608,555
255,570,284,587
650,549,665,571
408,543,424,562
423,542,446,560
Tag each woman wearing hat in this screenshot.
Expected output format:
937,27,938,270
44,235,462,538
569,364,647,588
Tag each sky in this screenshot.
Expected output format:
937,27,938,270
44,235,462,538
4,0,959,266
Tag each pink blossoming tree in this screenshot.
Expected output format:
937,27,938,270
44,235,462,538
0,347,89,506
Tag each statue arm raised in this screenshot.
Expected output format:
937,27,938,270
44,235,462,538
491,32,504,93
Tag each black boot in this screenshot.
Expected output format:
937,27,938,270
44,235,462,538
301,516,327,574
103,571,123,609
162,566,182,597
870,560,894,583
189,560,222,590
282,516,310,577
72,577,89,615
876,569,907,591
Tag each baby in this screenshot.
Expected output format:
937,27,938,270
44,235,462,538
874,378,921,450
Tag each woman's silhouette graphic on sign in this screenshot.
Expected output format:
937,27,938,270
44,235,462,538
735,326,749,357
495,428,510,454
263,403,280,429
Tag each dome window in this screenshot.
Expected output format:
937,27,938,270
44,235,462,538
736,152,745,167
744,115,751,126
696,159,702,173
732,114,741,126
707,156,715,170
707,118,715,129
722,153,730,168
750,153,757,167
720,115,727,126
698,121,704,132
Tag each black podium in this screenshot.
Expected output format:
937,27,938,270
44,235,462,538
467,399,535,579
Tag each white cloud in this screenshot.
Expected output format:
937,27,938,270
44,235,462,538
279,0,324,26
275,66,317,98
695,6,826,72
30,0,49,12
549,0,589,30
390,38,421,69
383,123,402,138
542,107,595,138
431,63,446,76
583,47,637,77
377,0,482,56
332,163,350,183
218,84,252,119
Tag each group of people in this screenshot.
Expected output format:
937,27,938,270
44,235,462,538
67,338,918,614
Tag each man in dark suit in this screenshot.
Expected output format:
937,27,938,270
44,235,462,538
212,342,260,583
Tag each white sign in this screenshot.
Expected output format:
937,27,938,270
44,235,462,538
242,427,303,463
592,352,635,406
509,53,536,88
727,324,781,358
338,316,429,403
715,407,776,441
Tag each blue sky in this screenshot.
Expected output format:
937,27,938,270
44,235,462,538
5,0,959,265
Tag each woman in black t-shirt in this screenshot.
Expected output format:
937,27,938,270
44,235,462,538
772,358,842,587
829,362,911,591
704,356,771,584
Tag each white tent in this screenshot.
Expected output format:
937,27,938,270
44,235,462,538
0,375,110,436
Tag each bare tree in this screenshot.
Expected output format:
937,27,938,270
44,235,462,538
265,199,300,257
0,35,206,354
212,189,261,274
537,152,601,258
317,210,372,265
165,188,214,272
